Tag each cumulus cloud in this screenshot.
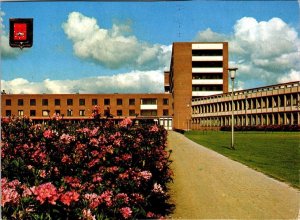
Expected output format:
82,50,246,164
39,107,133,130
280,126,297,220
62,12,171,70
1,70,164,94
0,11,22,59
194,28,227,42
195,17,300,89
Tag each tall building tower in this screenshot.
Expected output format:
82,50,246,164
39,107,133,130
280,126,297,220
168,42,228,130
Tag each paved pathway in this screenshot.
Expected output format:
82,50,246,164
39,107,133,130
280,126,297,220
167,131,299,219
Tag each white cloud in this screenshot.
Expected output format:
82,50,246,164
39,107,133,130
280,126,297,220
194,28,227,42
1,70,164,94
0,11,22,59
62,12,171,70
277,69,300,83
195,17,300,89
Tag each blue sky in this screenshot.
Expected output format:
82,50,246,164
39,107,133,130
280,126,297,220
1,1,299,94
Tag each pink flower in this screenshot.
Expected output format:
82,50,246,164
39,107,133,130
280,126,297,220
122,153,132,161
61,155,72,164
115,193,129,204
32,182,59,205
139,171,152,181
84,193,101,209
150,124,159,132
43,129,53,139
119,207,132,219
60,133,75,144
152,183,164,194
1,179,21,207
99,190,113,207
119,118,132,128
64,176,82,188
147,212,156,218
82,209,96,220
39,170,47,178
21,185,33,197
60,191,80,206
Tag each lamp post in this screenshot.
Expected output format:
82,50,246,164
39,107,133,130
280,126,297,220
228,67,238,150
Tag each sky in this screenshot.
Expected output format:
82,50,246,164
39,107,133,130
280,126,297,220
1,0,300,94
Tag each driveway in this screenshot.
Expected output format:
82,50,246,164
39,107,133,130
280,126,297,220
167,131,299,219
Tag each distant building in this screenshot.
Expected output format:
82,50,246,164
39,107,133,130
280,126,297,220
191,81,300,130
1,93,173,130
167,42,228,130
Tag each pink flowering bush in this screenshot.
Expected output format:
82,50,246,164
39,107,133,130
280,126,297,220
1,117,173,219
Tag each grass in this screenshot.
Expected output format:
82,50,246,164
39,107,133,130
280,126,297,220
184,131,300,188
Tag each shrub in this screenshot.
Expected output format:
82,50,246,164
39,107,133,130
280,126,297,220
1,117,173,219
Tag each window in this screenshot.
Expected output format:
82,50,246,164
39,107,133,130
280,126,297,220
79,110,85,116
192,61,223,68
104,99,110,105
67,99,73,106
42,110,49,116
55,110,60,115
163,98,169,105
67,109,73,116
18,110,24,116
117,110,122,116
141,98,157,105
92,99,98,105
6,110,11,116
30,110,36,116
55,99,61,106
129,109,136,116
18,99,24,106
30,99,36,106
192,49,223,56
117,99,123,105
79,99,85,106
129,99,135,105
163,109,169,116
140,110,157,116
42,99,48,106
5,99,11,106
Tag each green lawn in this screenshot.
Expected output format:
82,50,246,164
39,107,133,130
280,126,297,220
184,131,300,188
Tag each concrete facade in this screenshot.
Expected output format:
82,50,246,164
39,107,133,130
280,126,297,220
191,81,300,130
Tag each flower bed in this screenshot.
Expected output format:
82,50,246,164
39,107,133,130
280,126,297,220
1,117,173,219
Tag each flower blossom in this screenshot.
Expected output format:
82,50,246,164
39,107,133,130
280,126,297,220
139,171,152,181
119,118,132,128
119,207,132,219
150,124,159,132
152,183,164,194
115,193,129,204
60,191,80,206
1,178,21,207
60,133,75,144
82,209,96,220
43,129,53,139
32,182,59,205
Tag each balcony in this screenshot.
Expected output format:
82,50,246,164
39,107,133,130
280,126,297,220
192,67,223,73
192,79,223,85
192,91,223,97
140,104,158,110
192,56,223,61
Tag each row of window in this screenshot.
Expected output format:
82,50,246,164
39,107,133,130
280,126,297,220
192,49,223,56
192,85,223,91
5,98,169,107
6,109,170,117
192,112,299,126
193,94,299,114
192,73,223,80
